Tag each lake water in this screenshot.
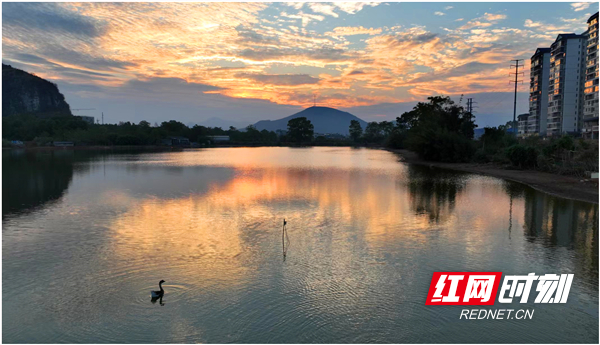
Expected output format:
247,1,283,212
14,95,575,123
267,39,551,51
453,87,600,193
3,147,598,343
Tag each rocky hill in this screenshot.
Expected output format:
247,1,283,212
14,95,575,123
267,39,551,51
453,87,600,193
2,64,72,117
254,106,368,135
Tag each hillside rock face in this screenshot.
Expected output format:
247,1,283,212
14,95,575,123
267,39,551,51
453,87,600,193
2,64,72,117
254,106,368,135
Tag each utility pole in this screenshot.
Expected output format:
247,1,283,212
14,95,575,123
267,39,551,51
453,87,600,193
509,59,524,133
313,94,316,107
102,112,104,125
466,98,477,114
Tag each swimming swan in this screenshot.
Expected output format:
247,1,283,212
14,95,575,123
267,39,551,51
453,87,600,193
151,280,165,298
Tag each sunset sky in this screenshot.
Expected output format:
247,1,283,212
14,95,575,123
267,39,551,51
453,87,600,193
2,2,595,127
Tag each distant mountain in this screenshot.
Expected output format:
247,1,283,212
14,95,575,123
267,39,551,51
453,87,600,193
2,64,72,117
254,106,368,135
197,117,252,129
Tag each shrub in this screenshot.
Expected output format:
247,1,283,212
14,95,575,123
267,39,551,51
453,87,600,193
473,148,489,163
385,128,406,149
506,144,538,169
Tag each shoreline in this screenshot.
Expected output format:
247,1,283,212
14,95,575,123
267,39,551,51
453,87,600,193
387,149,599,204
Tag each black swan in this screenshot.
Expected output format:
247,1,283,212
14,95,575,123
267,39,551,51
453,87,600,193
151,280,165,298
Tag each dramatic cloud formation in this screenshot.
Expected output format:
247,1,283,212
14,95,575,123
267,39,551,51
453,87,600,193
1,2,593,127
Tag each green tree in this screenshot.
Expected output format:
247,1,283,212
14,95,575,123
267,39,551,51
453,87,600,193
244,125,262,142
364,122,383,143
160,120,188,136
287,117,314,143
379,121,395,137
396,96,477,162
349,120,363,142
363,121,395,144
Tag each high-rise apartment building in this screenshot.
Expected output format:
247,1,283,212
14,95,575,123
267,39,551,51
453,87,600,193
547,33,586,136
517,113,531,137
583,12,599,139
528,48,551,136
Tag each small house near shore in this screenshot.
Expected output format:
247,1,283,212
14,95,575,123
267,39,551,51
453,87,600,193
162,136,190,147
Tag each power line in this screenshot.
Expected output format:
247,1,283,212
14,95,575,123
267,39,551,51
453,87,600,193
509,59,525,130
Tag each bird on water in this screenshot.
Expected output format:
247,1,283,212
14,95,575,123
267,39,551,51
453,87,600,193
151,280,165,298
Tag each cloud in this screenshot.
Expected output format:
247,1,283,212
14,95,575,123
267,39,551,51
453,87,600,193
524,16,586,34
307,3,339,17
3,56,114,79
123,77,224,94
405,62,500,84
43,46,137,71
434,12,446,16
571,2,591,11
234,73,320,86
304,2,379,18
333,2,379,14
524,19,543,28
328,26,382,36
2,2,104,38
235,25,280,45
445,6,454,10
285,3,304,10
459,12,507,30
483,13,507,21
280,11,325,27
369,30,439,51
0,2,576,116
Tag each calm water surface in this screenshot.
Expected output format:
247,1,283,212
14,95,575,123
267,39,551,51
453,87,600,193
3,147,598,343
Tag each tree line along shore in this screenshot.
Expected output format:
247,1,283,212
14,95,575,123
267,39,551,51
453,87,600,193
4,96,598,201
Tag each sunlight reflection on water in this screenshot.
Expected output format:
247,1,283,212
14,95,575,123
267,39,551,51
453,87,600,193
3,147,598,343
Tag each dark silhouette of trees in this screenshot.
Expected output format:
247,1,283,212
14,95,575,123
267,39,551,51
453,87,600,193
388,96,477,162
349,120,362,143
287,117,314,143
